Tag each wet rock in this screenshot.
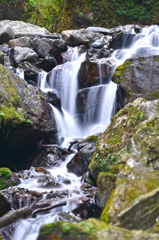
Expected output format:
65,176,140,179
0,50,4,65
88,98,159,181
91,40,103,48
32,37,67,58
35,167,50,174
79,141,96,164
61,29,111,47
95,172,116,210
67,152,88,177
37,153,62,168
0,25,15,44
79,57,116,86
87,46,112,59
44,91,61,111
0,168,20,190
58,212,82,223
10,46,38,67
100,157,159,230
0,64,57,162
9,37,33,48
21,61,42,84
0,193,11,217
0,222,18,240
112,55,159,103
86,25,134,36
39,54,57,72
0,43,10,55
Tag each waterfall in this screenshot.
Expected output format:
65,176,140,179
12,25,159,240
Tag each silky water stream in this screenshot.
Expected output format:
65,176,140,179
13,26,159,239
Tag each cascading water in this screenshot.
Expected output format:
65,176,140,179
13,26,159,240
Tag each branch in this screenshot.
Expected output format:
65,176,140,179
38,143,70,154
31,201,67,218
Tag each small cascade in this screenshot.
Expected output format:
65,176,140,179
16,68,24,79
37,71,48,91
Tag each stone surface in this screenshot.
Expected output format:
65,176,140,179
0,64,57,156
44,91,61,112
32,37,67,58
112,55,159,102
67,152,88,177
0,50,4,65
79,141,97,164
79,57,116,86
9,37,33,48
21,61,42,84
88,98,159,181
39,54,57,72
61,29,111,47
0,192,11,217
0,25,15,43
10,46,38,67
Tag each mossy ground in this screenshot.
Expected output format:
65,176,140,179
88,98,145,180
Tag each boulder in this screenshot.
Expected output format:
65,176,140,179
0,50,4,65
79,141,97,164
0,168,20,190
66,152,88,177
0,64,57,162
0,25,15,44
31,37,67,58
9,37,33,48
0,192,11,217
87,47,112,59
88,98,159,181
21,61,42,84
95,172,116,209
10,46,38,67
39,54,57,72
44,91,61,111
100,159,159,230
112,55,159,103
79,57,116,86
61,29,112,47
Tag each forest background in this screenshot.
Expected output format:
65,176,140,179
0,0,159,33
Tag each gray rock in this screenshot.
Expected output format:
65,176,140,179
21,61,42,84
10,46,38,67
39,54,57,72
79,141,96,164
9,37,33,48
112,55,159,102
86,25,135,35
32,37,67,58
91,40,103,48
0,193,11,217
0,25,15,43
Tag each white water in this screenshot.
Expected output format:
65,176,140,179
13,26,159,240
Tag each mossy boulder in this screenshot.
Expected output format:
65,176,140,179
88,98,147,181
0,64,57,165
37,218,108,240
0,167,20,190
112,56,159,103
100,157,159,230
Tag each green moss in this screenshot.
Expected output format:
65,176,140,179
86,135,99,142
38,89,44,99
89,98,146,179
0,168,11,178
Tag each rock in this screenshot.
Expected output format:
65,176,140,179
79,57,116,86
0,20,53,37
0,64,57,163
31,37,67,58
37,218,108,240
112,55,159,103
100,158,159,230
67,152,88,177
76,85,107,114
89,227,159,240
44,91,61,112
0,51,4,65
88,98,159,181
0,168,20,190
21,61,42,84
57,46,86,64
0,193,11,217
10,46,38,68
95,172,116,210
61,29,111,47
9,37,33,48
0,222,18,240
87,47,112,59
79,141,97,164
36,153,62,168
86,25,135,36
91,40,103,48
39,54,57,72
0,25,15,44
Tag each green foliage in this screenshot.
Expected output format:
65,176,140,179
38,89,44,99
0,168,11,178
25,0,65,32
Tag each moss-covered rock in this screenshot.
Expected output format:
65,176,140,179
0,64,57,164
88,98,146,181
37,218,108,240
112,56,159,103
100,157,159,230
0,167,20,190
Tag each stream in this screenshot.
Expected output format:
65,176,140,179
11,25,159,239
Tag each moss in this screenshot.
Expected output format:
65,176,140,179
112,58,133,83
86,135,99,142
38,89,44,99
0,167,13,190
88,98,146,180
0,168,11,178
